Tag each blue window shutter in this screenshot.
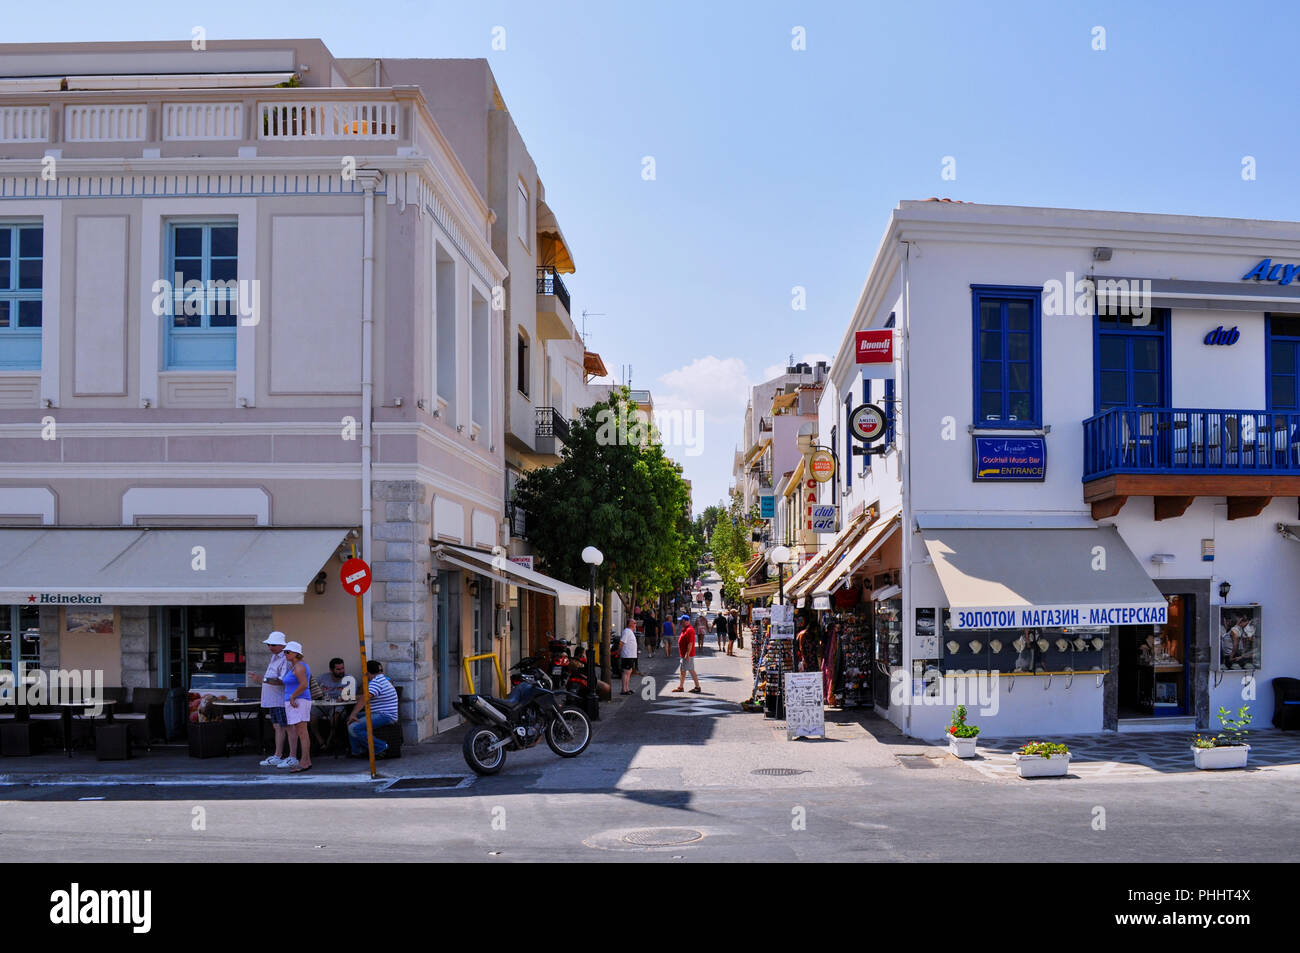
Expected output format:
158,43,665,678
863,376,872,470
844,394,852,490
885,377,896,445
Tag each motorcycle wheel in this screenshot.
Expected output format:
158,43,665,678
463,725,507,775
545,706,592,758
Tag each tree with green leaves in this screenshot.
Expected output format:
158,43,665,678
514,388,696,675
707,492,760,605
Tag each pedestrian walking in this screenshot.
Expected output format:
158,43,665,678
726,611,738,656
281,640,313,773
714,612,727,650
673,614,702,693
619,622,638,695
250,631,291,767
662,616,675,657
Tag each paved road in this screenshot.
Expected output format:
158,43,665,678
2,641,1298,862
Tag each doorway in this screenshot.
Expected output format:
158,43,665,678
435,570,460,721
1118,595,1191,717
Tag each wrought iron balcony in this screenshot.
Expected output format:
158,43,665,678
536,266,571,315
1083,406,1300,480
535,406,570,448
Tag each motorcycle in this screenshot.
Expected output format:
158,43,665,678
453,674,592,775
509,655,554,690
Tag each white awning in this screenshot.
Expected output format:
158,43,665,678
813,513,900,596
921,525,1168,630
0,527,351,605
64,72,297,90
433,544,590,607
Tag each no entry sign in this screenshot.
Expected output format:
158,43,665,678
339,557,372,596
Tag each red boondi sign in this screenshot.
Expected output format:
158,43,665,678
855,329,895,374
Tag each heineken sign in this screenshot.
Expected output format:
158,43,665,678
26,593,105,604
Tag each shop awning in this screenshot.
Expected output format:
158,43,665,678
771,392,798,413
813,512,901,597
741,581,778,600
536,199,575,274
433,544,590,606
789,508,881,598
0,527,352,605
743,554,767,584
920,525,1168,630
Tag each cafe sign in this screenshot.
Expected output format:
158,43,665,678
809,449,836,482
973,436,1047,482
26,592,104,605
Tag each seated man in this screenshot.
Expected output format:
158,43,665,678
346,660,400,759
311,657,351,749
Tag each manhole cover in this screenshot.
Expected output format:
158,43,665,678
382,776,469,790
751,768,809,777
621,828,704,847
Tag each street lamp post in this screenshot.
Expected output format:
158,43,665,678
768,545,791,606
581,545,604,720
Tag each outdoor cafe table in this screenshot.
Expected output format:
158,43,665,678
54,699,113,757
212,699,262,753
312,699,354,756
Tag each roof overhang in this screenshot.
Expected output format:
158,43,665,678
432,544,590,606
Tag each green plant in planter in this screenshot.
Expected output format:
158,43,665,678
1017,740,1069,758
1191,734,1218,749
947,704,980,739
1213,705,1251,746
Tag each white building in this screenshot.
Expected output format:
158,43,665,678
814,199,1297,739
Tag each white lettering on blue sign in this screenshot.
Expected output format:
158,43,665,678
951,604,1166,629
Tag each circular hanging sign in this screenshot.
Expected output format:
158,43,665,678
810,449,836,483
850,403,886,443
339,557,372,596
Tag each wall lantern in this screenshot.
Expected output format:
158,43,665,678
313,571,328,595
1219,580,1232,601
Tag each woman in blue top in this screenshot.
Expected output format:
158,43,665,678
281,640,313,773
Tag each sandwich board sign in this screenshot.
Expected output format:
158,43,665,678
783,672,825,740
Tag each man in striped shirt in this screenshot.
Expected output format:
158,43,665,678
346,660,400,758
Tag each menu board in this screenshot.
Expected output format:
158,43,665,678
783,672,825,740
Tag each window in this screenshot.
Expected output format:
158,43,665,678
471,289,490,428
885,377,896,445
843,394,853,490
0,225,43,370
0,605,39,677
1268,315,1300,411
164,222,238,370
1095,308,1169,411
435,247,457,416
516,180,529,249
972,286,1042,428
863,377,872,471
517,329,530,397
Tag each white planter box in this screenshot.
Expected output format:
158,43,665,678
1014,752,1070,778
1191,744,1250,770
948,734,979,759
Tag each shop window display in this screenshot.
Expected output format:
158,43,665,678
939,610,1107,674
1215,605,1260,671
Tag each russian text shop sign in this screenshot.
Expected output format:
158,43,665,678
950,603,1169,630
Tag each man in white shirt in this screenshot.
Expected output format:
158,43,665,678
248,631,292,767
619,623,638,696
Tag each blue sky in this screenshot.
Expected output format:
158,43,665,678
10,1,1300,512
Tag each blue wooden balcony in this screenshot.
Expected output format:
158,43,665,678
1082,406,1300,521
1083,406,1300,480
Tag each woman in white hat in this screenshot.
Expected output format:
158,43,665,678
281,641,313,773
248,631,291,767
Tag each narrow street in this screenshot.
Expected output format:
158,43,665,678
4,637,1297,863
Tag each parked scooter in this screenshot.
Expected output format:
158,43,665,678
453,673,592,775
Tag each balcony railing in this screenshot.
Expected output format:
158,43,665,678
535,406,570,445
1083,406,1300,481
536,267,571,315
